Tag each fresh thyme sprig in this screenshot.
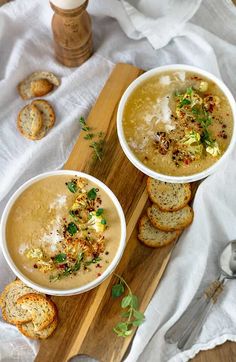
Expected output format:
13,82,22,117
90,140,104,161
112,274,145,337
79,117,105,161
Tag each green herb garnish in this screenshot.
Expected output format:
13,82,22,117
84,256,102,266
96,208,104,216
67,181,78,194
186,87,193,95
80,116,90,131
101,219,107,225
73,252,84,271
201,128,215,147
84,133,95,140
54,253,67,263
191,107,214,146
179,98,191,108
69,210,79,221
49,267,72,281
67,222,78,235
50,253,85,282
112,274,145,337
89,139,104,161
79,116,105,161
87,188,97,200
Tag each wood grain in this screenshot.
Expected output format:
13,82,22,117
34,62,236,362
35,63,179,362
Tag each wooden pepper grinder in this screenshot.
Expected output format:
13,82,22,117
50,0,93,67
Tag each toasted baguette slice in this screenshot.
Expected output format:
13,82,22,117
147,204,193,231
147,178,191,211
17,104,43,140
30,79,54,98
17,293,57,331
0,280,42,324
18,71,60,100
138,215,181,248
17,317,58,340
31,100,55,139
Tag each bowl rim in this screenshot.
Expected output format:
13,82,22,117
0,170,126,296
117,64,236,183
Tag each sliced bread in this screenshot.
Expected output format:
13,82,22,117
31,99,55,139
147,204,193,231
17,104,42,140
147,178,191,211
138,215,180,248
30,79,54,98
0,280,42,324
17,317,58,340
17,293,57,331
18,71,60,100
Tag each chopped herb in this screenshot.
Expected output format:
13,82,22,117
84,256,102,266
201,129,215,147
50,267,72,281
96,208,104,216
112,274,145,338
191,106,214,147
73,253,84,271
69,210,79,220
50,253,85,281
87,188,97,200
67,222,78,235
67,181,78,194
101,219,107,225
186,87,193,95
54,253,67,263
179,98,191,108
191,108,200,116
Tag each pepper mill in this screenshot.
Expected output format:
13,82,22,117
50,0,93,67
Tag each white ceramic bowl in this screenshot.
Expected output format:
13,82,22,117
117,64,236,183
0,170,126,296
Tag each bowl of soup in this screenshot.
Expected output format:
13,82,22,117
117,64,236,183
1,170,126,296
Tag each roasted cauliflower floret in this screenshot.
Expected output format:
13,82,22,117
88,211,106,233
25,248,44,260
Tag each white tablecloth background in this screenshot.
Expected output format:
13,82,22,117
0,0,236,361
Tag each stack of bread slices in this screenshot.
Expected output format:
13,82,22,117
138,178,194,248
17,71,59,140
0,280,57,339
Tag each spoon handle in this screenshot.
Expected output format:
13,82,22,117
178,281,224,350
165,276,225,345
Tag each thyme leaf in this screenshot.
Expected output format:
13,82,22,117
79,116,105,161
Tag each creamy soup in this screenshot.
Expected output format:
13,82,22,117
6,175,121,290
123,71,233,176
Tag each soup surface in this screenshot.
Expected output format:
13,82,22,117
6,175,121,290
123,71,233,176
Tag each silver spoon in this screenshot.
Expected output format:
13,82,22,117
165,240,236,351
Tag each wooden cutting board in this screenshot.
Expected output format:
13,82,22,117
35,63,181,362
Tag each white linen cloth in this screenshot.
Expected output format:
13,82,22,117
0,0,236,361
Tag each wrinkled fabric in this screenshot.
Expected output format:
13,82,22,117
0,0,236,361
